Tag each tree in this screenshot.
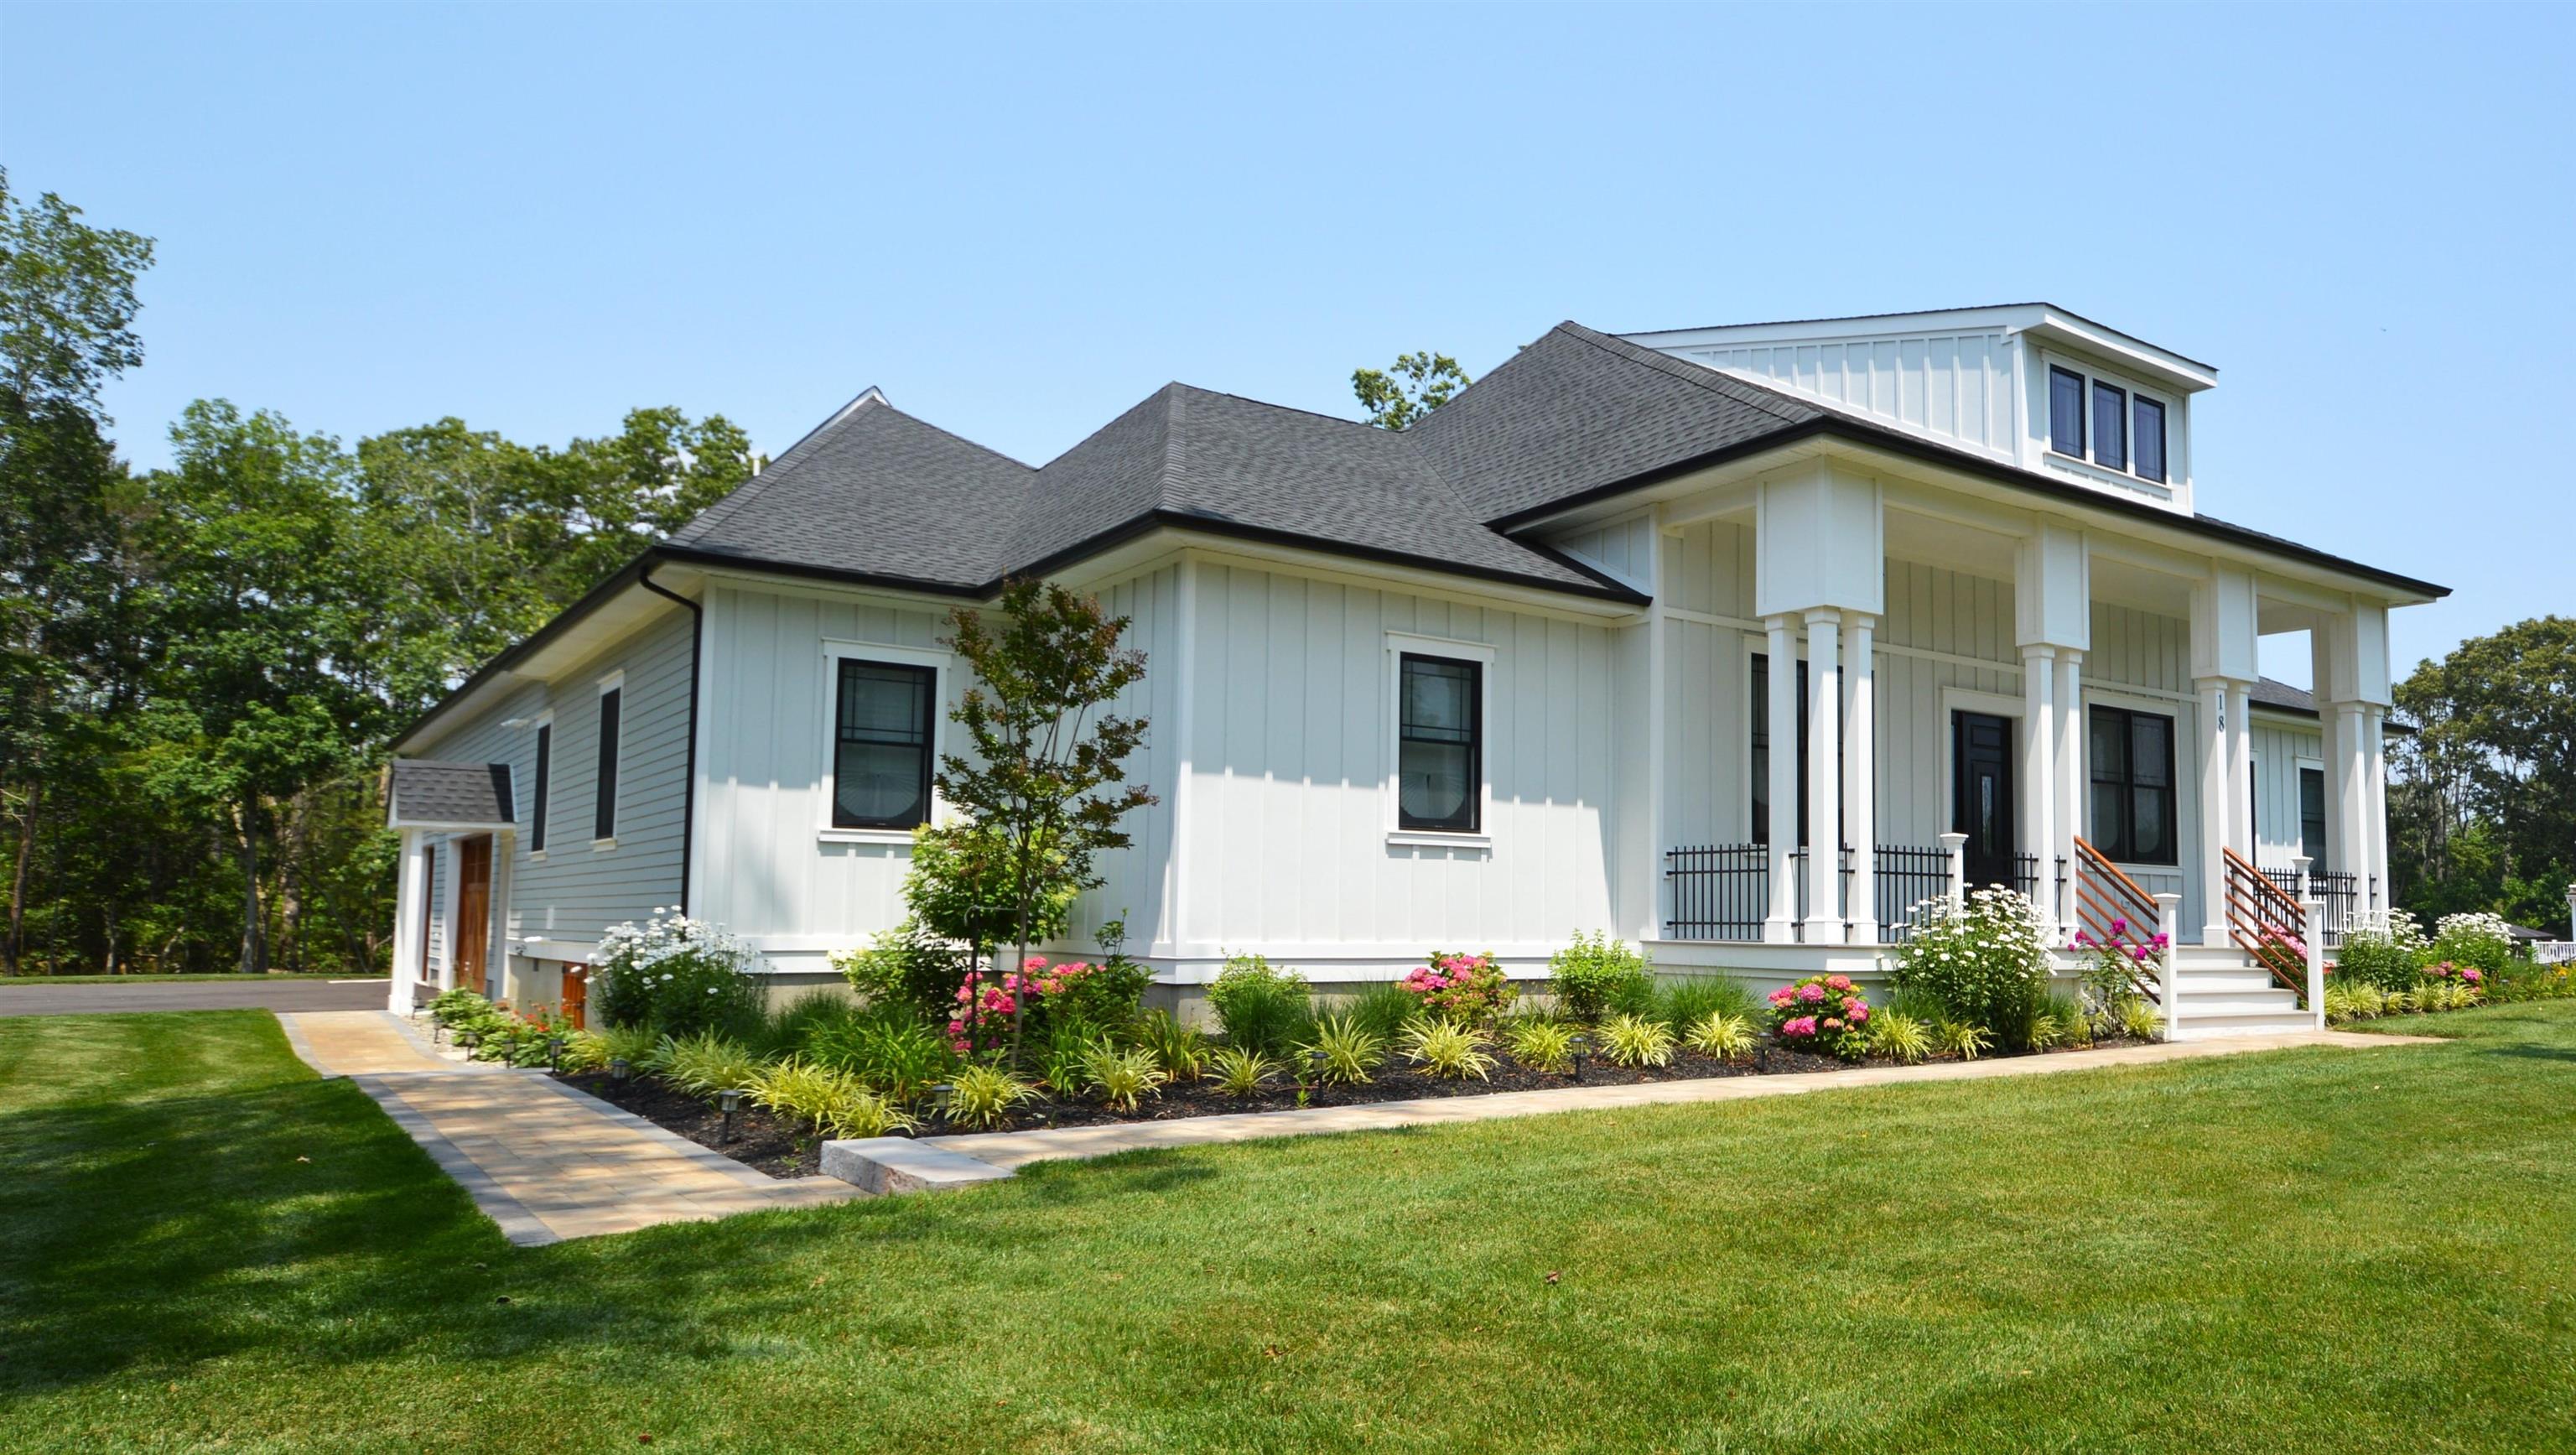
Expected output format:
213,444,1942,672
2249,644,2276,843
935,580,1156,1066
2391,616,2576,927
1352,351,1469,430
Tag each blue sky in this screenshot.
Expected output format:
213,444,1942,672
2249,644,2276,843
5,3,2569,684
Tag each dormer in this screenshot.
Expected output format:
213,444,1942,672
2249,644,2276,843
1621,304,2219,516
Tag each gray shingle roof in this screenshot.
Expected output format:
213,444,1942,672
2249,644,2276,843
389,760,517,826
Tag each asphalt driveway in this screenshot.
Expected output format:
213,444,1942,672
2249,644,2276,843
0,980,391,1017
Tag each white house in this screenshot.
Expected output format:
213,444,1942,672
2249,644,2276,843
384,305,2444,1037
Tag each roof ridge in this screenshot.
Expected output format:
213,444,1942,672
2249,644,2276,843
1169,379,1400,439
1161,382,1189,503
1552,321,1819,426
673,388,1036,548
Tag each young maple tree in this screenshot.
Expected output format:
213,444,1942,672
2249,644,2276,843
936,579,1155,1066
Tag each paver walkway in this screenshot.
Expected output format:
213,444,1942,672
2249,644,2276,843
281,1010,855,1245
910,1026,2438,1174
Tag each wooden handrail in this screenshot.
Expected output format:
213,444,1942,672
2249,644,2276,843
2071,836,2162,1002
2221,846,2308,994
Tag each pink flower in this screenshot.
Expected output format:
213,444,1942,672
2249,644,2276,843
1798,984,1826,1004
1823,1017,1844,1031
2132,945,2153,964
1783,1016,1817,1037
2072,930,2095,948
1850,1005,1869,1023
2111,917,2128,937
2464,968,2483,984
2150,933,2170,948
1826,975,1853,992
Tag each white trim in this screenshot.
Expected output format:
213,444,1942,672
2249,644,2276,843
1385,829,1493,852
1384,631,1498,839
595,669,624,693
817,637,952,842
528,709,555,856
591,835,618,852
593,673,623,845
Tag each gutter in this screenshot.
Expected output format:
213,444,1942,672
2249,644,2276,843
636,564,703,917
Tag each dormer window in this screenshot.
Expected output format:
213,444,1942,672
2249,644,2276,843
2049,363,2169,486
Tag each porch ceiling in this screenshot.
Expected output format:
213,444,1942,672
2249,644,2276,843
1884,506,2016,581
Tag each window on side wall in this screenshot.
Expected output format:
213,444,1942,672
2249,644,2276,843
1397,653,1481,833
530,722,552,853
2299,766,2327,865
2088,705,2176,865
832,659,937,829
593,684,621,843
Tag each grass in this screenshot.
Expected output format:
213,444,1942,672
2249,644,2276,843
0,971,381,985
3,1006,2573,1452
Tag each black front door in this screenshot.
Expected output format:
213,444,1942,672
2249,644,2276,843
1953,711,2017,892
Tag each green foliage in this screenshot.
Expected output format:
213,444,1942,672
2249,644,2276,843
1081,1044,1169,1113
746,1058,917,1140
943,1064,1036,1131
831,921,967,1027
1684,1011,1758,1060
1866,1011,1931,1064
1654,975,1755,1031
1546,931,1653,1024
1208,1046,1278,1099
1297,1014,1384,1086
2392,616,2576,928
895,824,1077,953
1038,950,1151,1040
1891,888,2053,1047
1504,1016,1578,1073
1206,954,1311,1057
657,1031,766,1098
1337,982,1420,1042
590,1022,662,1070
2334,912,2431,990
2432,912,2516,980
2116,998,2166,1042
801,1003,957,1101
1351,351,1470,430
1033,1020,1109,1095
1130,1008,1208,1082
2025,993,2090,1052
589,912,764,1039
1935,1017,1992,1061
1596,1012,1676,1068
1399,1018,1498,1081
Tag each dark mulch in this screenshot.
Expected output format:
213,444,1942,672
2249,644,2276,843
560,1033,2152,1179
556,1069,823,1178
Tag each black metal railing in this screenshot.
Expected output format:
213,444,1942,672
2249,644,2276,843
1874,844,1951,942
2256,866,2361,943
1663,844,1769,941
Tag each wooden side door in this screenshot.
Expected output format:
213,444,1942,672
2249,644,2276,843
454,836,492,996
558,964,586,1028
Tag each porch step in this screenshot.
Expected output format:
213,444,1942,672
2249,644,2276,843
2173,1011,2322,1041
2174,969,2294,995
2174,992,2304,1017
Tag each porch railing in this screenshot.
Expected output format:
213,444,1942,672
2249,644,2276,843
2223,847,2309,994
2261,866,2359,945
1662,844,2049,944
2072,835,2163,1004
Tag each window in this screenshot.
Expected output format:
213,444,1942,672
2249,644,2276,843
1748,653,1810,845
2049,366,2085,458
594,686,621,842
832,659,936,829
2088,705,2175,864
530,723,551,853
2299,766,2327,865
2132,396,2167,483
1397,653,1480,832
2091,379,2127,472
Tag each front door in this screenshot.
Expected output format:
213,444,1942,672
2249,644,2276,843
453,836,492,997
1952,711,2018,892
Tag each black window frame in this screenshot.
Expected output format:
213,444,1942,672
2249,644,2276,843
830,658,938,831
1396,652,1483,834
2298,766,2327,865
2091,378,2128,472
2087,704,2177,865
530,722,552,853
1749,652,1810,846
2048,366,2086,458
2132,393,2167,483
593,688,621,843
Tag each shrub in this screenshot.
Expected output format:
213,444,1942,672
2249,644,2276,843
2333,911,2429,990
1935,1017,1992,1061
1131,1008,1208,1082
1400,1019,1498,1081
943,1064,1037,1130
592,1022,662,1069
1399,951,1516,1024
1654,976,1755,1032
1339,982,1421,1042
1081,1044,1169,1112
1504,1017,1578,1073
2116,998,2165,1042
747,1058,916,1139
2490,957,2576,1003
2432,912,2515,981
2421,959,2486,1002
1547,932,1653,1023
1765,974,1871,1062
1597,1012,1676,1068
1032,1020,1109,1095
1864,1010,1929,1063
556,1030,610,1073
1206,954,1312,1057
657,1031,767,1097
2026,992,2090,1051
802,1004,957,1101
2071,918,2166,1035
1209,1046,1279,1099
1890,888,2051,1043
942,954,1140,1056
589,911,764,1038
1684,1011,1758,1060
831,922,967,1027
1298,1014,1384,1085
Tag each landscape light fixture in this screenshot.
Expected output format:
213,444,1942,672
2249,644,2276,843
609,1057,631,1083
547,1037,564,1071
929,1082,955,1121
718,1088,743,1143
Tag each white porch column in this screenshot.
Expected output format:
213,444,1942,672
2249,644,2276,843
2054,650,2084,925
2334,701,2370,907
387,829,426,1012
1803,610,1845,943
2198,677,2231,945
2228,679,2256,863
2020,644,2058,932
1763,613,1798,943
1843,611,1878,943
2365,705,2391,908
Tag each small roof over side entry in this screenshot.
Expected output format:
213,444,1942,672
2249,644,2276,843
386,760,517,830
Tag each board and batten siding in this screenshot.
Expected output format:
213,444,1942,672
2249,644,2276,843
1172,562,1618,974
1674,331,2018,461
405,603,694,964
2250,717,2328,870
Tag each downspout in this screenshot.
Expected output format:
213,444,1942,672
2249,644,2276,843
638,560,702,917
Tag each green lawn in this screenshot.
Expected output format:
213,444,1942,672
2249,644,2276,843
3,1007,2573,1454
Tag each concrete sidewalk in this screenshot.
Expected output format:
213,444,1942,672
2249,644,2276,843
282,1011,857,1246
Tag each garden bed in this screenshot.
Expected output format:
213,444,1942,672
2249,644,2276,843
564,1033,2154,1177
